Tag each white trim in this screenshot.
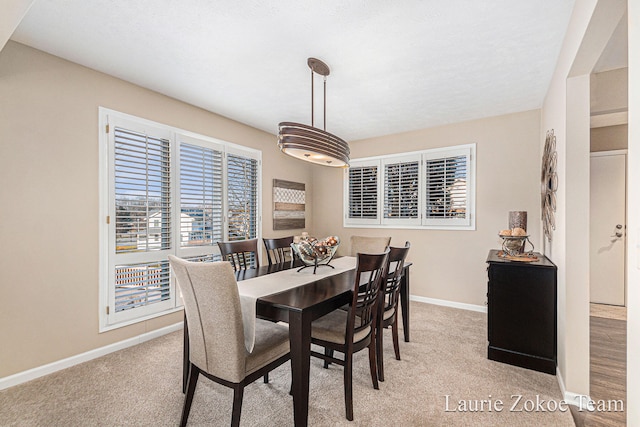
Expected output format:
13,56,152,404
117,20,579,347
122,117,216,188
590,110,628,128
590,149,628,157
556,368,594,410
0,322,183,391
410,294,487,313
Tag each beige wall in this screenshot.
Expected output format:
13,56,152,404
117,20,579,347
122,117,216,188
0,41,313,377
312,110,541,307
590,67,628,114
590,124,628,151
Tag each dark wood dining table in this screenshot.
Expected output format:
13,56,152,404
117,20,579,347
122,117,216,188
182,259,411,427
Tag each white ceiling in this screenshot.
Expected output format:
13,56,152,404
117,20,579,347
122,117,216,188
11,0,579,141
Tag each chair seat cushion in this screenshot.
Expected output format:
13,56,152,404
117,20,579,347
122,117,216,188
311,310,371,345
383,306,396,321
245,319,290,375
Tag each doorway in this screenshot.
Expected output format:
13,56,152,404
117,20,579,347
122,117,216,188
589,150,627,307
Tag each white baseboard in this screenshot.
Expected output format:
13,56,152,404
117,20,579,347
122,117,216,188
556,368,593,410
410,295,487,313
0,322,183,391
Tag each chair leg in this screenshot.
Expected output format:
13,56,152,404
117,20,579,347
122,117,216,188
368,339,379,391
323,348,333,369
183,315,189,393
344,352,354,421
391,317,401,361
376,323,384,382
180,364,200,427
231,384,244,427
263,373,269,383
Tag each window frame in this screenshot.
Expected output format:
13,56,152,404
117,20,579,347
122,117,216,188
343,143,476,230
99,108,262,332
342,158,382,226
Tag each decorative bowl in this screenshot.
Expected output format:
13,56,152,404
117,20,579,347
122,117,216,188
291,236,340,273
499,234,534,256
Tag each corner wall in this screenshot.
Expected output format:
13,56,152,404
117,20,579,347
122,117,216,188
540,0,627,405
0,41,312,377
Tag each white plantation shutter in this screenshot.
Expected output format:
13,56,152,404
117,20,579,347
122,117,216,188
109,122,175,324
346,161,380,225
344,144,475,230
179,141,223,249
114,127,171,253
423,147,472,227
383,157,420,225
227,153,259,241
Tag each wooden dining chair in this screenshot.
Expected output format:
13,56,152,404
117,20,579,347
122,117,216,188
309,249,389,421
376,241,411,382
218,238,260,270
349,235,391,256
263,236,294,265
168,256,290,427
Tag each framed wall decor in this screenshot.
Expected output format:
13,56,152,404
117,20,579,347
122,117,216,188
273,179,306,230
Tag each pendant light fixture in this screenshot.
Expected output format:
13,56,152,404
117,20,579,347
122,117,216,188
277,58,350,167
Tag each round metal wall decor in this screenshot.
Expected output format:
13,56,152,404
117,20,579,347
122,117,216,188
541,129,558,241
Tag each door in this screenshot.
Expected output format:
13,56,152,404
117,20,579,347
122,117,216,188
590,151,626,306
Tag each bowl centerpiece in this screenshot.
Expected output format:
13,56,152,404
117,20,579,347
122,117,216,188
291,235,340,274
498,227,534,256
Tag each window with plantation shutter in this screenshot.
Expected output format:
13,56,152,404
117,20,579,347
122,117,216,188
383,158,420,225
423,146,472,227
109,122,175,325
346,162,380,225
227,153,259,241
344,144,474,230
179,141,223,248
100,109,261,331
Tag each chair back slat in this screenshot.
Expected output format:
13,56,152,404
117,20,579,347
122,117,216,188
349,250,389,337
382,242,411,311
263,236,294,265
168,256,246,382
218,239,259,270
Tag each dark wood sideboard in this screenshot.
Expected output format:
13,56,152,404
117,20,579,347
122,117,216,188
486,249,557,374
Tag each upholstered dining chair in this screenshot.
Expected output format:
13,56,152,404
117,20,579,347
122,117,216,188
349,235,391,256
309,249,389,421
263,236,294,265
376,241,411,382
168,256,290,427
218,238,260,270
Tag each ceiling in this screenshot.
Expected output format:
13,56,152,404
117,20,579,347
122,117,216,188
11,0,580,141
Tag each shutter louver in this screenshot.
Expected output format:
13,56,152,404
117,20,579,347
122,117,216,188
348,166,378,219
180,143,223,247
114,260,171,312
114,127,171,253
425,155,467,219
384,161,419,219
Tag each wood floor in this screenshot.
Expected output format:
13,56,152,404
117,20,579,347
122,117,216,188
571,309,627,426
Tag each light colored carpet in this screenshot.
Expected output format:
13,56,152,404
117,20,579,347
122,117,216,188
0,302,574,426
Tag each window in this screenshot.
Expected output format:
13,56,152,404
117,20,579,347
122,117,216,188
346,160,380,225
344,144,475,230
99,108,261,330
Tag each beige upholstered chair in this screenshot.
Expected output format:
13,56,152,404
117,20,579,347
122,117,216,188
376,241,411,382
309,250,389,421
168,256,290,427
349,235,391,256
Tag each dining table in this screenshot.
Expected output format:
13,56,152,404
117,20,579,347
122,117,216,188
182,257,412,427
